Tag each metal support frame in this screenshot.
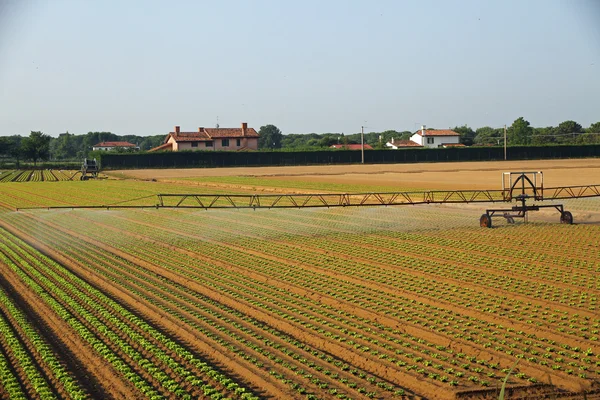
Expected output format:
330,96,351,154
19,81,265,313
15,172,600,229
480,172,572,228
156,189,507,209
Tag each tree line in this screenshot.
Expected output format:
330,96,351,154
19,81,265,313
0,131,164,167
274,119,600,150
1,119,599,166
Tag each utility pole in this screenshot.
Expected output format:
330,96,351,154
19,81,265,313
504,124,507,161
361,126,365,164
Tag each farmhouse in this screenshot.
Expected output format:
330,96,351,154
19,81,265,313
410,126,461,148
385,138,423,149
329,144,373,150
92,141,138,151
150,123,259,152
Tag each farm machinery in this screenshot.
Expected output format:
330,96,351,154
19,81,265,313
80,158,99,180
478,171,574,228
153,171,599,228
17,171,600,228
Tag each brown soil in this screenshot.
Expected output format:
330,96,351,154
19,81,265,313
53,210,597,395
0,224,140,400
112,158,600,190
2,159,599,399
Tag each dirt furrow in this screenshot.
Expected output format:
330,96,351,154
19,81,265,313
1,217,297,400
106,210,599,351
49,211,588,394
16,211,449,399
209,210,600,302
0,253,138,400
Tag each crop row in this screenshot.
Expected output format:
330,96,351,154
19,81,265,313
3,200,599,397
204,209,600,327
0,170,77,183
0,284,88,399
13,210,415,398
0,227,258,400
38,209,587,392
93,210,599,387
126,209,599,347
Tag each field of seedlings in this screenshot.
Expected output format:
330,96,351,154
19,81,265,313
0,162,599,400
0,170,83,183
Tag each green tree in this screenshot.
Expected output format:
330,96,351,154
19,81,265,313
0,136,23,167
556,120,582,134
530,127,556,145
556,120,583,143
50,132,77,160
588,122,600,133
452,125,476,146
21,131,51,166
474,126,503,145
507,117,532,145
258,124,283,149
576,133,600,144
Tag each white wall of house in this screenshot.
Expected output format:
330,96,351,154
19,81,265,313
168,137,259,151
410,133,460,148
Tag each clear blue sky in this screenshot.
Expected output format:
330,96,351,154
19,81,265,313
0,0,598,137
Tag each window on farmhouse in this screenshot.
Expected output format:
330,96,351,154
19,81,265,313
222,138,230,147
191,142,198,147
427,137,434,144
236,138,241,146
206,141,213,147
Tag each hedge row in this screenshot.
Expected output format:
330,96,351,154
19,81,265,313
98,144,600,169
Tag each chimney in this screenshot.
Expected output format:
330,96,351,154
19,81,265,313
421,125,426,135
174,126,180,134
391,137,395,144
241,122,248,136
198,127,204,132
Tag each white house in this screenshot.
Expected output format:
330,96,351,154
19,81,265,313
410,125,461,148
92,141,139,151
385,138,423,149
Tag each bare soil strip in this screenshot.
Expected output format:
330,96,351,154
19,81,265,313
50,210,589,394
0,237,139,399
112,159,600,190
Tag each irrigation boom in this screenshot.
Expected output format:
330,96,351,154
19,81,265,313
156,184,600,209
16,172,600,228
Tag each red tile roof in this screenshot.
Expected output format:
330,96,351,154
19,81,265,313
441,143,466,147
414,129,460,137
330,144,374,150
204,128,259,138
93,141,136,147
166,127,259,143
388,140,423,148
168,132,212,142
148,142,173,152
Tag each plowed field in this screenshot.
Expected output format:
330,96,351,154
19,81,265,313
0,160,599,399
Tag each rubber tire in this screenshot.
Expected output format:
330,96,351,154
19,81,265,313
560,211,573,225
480,214,492,228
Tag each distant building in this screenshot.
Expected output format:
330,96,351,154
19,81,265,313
150,123,259,152
410,125,461,148
92,141,138,151
386,138,423,149
330,144,373,150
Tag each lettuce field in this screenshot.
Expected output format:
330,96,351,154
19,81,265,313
0,175,599,400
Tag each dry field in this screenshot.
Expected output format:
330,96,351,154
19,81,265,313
0,159,599,400
112,158,600,190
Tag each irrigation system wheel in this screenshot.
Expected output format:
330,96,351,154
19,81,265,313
560,211,573,224
480,214,492,228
